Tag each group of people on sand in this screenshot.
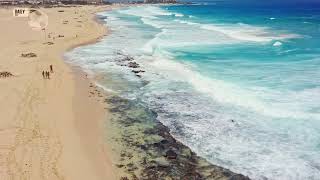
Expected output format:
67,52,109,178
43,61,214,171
42,65,53,79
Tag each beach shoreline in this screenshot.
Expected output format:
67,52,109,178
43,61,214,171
0,4,250,179
69,6,250,180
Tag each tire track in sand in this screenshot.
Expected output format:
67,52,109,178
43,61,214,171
4,64,65,180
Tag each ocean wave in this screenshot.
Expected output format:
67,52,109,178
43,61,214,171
174,19,199,25
142,53,320,120
174,13,184,17
141,17,164,29
173,19,301,43
141,29,168,53
273,41,283,46
138,53,320,180
200,24,300,42
123,6,301,44
118,6,173,19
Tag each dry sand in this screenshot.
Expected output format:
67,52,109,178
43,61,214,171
0,5,119,180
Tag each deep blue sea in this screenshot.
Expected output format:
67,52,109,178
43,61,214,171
67,3,320,180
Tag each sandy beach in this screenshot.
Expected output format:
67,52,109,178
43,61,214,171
0,5,118,180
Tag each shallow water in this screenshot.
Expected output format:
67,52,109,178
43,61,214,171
66,4,320,180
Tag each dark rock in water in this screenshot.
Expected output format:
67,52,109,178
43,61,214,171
160,139,169,145
230,174,251,180
97,15,107,20
104,95,251,180
132,70,145,74
131,174,139,180
182,171,202,180
141,80,150,86
154,158,170,168
146,163,157,170
165,150,177,159
116,164,124,168
116,51,123,55
119,56,134,62
152,142,165,150
128,62,140,68
127,163,134,168
125,56,134,61
120,177,129,180
223,170,232,177
138,145,148,150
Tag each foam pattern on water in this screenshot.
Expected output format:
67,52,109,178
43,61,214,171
66,5,320,180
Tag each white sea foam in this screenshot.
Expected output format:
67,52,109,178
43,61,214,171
106,16,119,21
139,52,320,179
273,41,283,46
118,5,173,19
141,17,164,29
141,29,168,53
174,19,301,43
142,52,320,120
174,13,184,17
201,24,300,42
175,19,199,25
122,6,301,43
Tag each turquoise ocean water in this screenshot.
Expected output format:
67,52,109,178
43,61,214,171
66,4,320,179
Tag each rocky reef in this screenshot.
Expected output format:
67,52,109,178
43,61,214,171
103,95,251,180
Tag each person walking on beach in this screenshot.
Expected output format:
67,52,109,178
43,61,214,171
50,65,53,73
42,71,45,79
45,71,49,79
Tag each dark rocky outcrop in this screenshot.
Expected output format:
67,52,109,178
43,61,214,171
165,150,177,159
131,70,145,74
128,62,140,68
104,95,251,180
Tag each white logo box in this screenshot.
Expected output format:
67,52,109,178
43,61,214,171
13,8,30,17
